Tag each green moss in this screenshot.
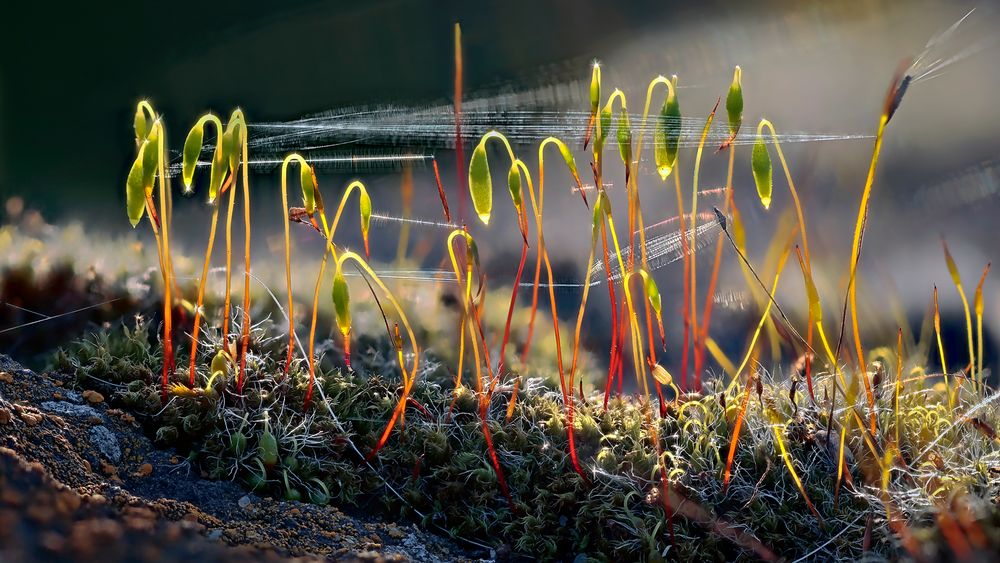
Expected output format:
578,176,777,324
51,316,1000,561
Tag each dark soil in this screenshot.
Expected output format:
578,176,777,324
0,354,475,562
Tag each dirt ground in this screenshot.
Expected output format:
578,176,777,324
0,354,478,562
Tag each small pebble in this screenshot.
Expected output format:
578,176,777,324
82,390,105,404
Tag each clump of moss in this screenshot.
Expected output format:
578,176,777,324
49,313,1000,561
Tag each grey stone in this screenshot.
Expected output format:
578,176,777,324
40,401,100,419
89,425,121,463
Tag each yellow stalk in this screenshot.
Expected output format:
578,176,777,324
933,285,951,409
895,328,903,449
221,159,238,350
307,181,371,397
941,238,976,393
236,112,253,388
278,154,311,373
154,120,175,398
704,337,737,378
396,163,413,264
725,237,794,396
688,101,718,384
765,403,821,521
974,263,990,390
447,229,484,395
846,114,888,432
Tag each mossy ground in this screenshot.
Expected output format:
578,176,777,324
49,310,1000,561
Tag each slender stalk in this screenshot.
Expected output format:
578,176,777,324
154,121,175,402
453,23,466,223
942,238,976,394
755,119,815,396
974,263,991,389
181,113,226,387
189,202,222,385
329,252,419,462
236,112,253,392
722,238,792,491
278,154,311,375
841,114,888,435
699,147,735,391
933,285,951,409
395,163,413,264
894,328,903,449
221,161,238,356
688,100,718,389
519,159,587,481
446,230,513,507
305,181,371,409
674,163,691,389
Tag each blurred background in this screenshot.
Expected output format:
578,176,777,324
2,0,999,375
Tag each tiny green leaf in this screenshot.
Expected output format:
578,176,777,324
181,122,204,191
126,146,147,227
726,66,743,137
468,141,492,225
751,131,772,209
300,163,317,214
259,429,278,468
332,269,352,338
654,83,681,180
507,161,522,209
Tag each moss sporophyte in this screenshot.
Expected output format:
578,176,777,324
111,14,1000,556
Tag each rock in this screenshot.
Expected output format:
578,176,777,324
21,411,44,426
83,390,105,404
89,425,121,463
0,371,12,383
40,401,100,419
0,408,10,425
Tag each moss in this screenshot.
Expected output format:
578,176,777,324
51,315,1000,561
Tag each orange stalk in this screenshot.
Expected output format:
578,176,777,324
722,237,793,489
698,147,734,390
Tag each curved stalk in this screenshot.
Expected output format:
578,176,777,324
305,180,372,409
722,239,793,490
687,100,718,389
517,159,587,481
235,111,253,393
445,229,513,507
156,121,176,402
517,137,585,380
330,252,419,461
278,154,317,376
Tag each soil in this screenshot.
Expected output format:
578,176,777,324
0,354,478,562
